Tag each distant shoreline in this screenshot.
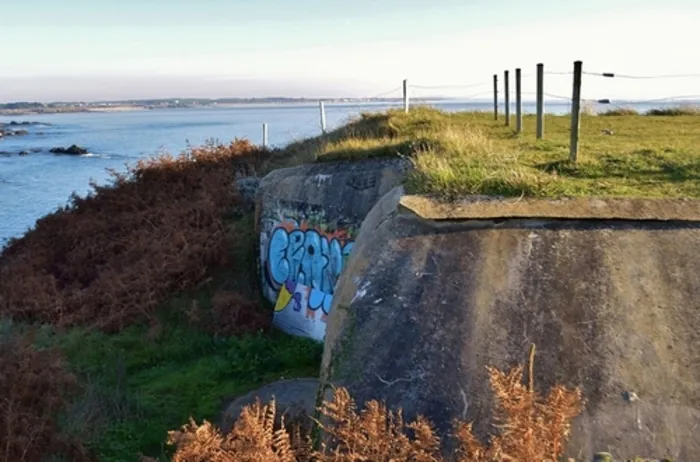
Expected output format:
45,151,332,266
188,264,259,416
3,98,697,117
0,98,448,116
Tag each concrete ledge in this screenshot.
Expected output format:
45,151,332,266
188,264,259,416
399,195,700,222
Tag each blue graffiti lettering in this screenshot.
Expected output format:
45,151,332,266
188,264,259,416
267,227,353,297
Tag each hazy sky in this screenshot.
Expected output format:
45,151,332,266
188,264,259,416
1,0,699,102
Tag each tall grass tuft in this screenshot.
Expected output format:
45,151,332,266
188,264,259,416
645,106,700,116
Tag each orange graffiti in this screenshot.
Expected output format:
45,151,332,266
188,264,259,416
277,218,352,243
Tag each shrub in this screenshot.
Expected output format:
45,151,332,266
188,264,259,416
645,106,700,116
0,324,93,461
0,140,271,332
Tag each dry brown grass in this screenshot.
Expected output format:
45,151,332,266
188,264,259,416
165,362,584,462
0,140,278,460
0,326,94,462
0,139,272,333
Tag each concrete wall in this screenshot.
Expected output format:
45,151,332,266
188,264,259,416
321,187,700,460
257,158,410,341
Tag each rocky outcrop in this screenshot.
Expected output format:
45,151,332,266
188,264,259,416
219,378,319,434
320,188,700,461
0,129,29,137
7,121,49,126
49,145,88,155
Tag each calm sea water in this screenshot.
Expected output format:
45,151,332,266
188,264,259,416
0,99,683,246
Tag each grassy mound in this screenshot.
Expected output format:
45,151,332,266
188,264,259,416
278,106,700,199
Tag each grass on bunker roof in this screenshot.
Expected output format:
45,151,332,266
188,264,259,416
276,105,700,199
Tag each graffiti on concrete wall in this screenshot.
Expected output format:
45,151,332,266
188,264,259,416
260,202,357,341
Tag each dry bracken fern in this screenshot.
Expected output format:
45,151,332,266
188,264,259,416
168,362,584,462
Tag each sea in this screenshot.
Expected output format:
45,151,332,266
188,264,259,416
0,99,687,247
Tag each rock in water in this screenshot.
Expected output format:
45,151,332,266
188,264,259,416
50,144,88,155
2,129,29,136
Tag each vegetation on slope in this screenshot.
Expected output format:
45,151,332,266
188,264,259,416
162,362,584,461
0,140,322,461
1,104,695,461
276,106,700,199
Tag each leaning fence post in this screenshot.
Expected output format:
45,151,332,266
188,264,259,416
319,101,327,133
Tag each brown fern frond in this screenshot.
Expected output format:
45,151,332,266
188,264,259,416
316,388,443,462
290,425,315,462
168,419,235,462
272,415,296,462
167,363,585,462
406,416,442,462
482,363,584,462
537,384,585,459
453,421,489,462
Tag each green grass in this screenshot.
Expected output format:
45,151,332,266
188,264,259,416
275,106,700,199
31,313,322,461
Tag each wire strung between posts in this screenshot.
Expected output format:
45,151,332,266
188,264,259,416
459,91,494,99
544,71,573,75
540,92,575,101
521,91,599,104
410,81,491,90
583,71,700,79
368,86,403,99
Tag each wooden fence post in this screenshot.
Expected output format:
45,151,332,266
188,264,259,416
262,123,268,148
515,68,523,133
536,63,544,139
403,79,409,113
319,101,327,133
504,70,511,126
493,74,498,120
569,60,583,162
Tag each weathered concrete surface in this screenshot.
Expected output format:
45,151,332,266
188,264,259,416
257,158,411,341
321,187,700,461
400,194,700,221
220,378,319,434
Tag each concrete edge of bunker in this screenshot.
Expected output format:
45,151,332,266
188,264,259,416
399,195,700,222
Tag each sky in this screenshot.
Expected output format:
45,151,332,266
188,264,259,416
1,0,699,102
